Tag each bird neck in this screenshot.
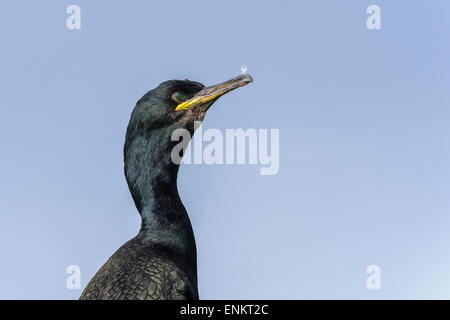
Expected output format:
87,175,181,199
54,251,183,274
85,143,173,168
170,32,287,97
124,128,197,287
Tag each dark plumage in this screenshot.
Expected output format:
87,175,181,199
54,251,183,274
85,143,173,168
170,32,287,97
80,75,252,300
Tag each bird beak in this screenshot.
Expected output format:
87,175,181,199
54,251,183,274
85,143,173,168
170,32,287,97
175,74,253,111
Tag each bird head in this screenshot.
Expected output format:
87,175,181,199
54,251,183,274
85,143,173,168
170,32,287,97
127,74,253,137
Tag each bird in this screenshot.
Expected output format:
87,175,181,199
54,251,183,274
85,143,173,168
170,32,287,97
80,74,253,300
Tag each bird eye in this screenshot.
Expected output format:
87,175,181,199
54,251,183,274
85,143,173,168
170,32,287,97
171,91,186,103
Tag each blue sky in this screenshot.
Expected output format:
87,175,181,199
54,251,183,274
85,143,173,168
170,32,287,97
0,1,449,299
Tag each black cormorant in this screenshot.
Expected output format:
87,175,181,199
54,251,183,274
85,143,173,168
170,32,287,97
80,74,253,300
